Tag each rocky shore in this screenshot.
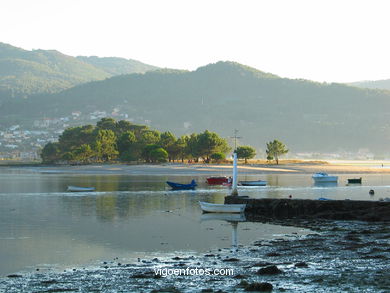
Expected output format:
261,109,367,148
1,219,388,293
225,197,390,222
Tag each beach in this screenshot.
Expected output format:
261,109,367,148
10,159,390,176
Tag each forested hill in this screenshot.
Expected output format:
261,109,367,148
76,56,159,76
3,61,390,154
0,42,158,98
350,79,390,90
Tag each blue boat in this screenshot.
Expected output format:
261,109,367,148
166,179,197,190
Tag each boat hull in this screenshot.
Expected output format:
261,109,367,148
347,178,362,184
166,181,196,190
312,177,338,183
312,172,338,183
67,186,95,192
206,177,229,185
199,201,246,213
239,180,267,186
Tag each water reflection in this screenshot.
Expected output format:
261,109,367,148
1,169,389,276
200,213,246,251
313,182,338,188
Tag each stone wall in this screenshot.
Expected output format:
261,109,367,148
224,196,390,222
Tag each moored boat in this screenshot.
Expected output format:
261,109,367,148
166,179,197,190
347,178,362,184
239,180,267,186
312,172,338,183
67,186,96,192
199,201,246,213
206,176,229,185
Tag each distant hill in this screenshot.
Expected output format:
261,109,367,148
350,79,390,90
2,61,390,155
77,56,158,76
0,42,158,98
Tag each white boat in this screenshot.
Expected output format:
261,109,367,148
67,186,96,192
239,180,267,186
199,201,246,213
312,172,338,183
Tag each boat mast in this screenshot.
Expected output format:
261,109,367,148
230,129,241,196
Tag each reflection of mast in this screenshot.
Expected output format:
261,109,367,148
200,214,246,251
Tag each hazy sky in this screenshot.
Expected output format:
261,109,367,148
2,0,390,82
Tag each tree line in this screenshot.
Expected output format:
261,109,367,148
41,118,289,164
41,118,232,164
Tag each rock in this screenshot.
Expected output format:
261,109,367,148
237,280,249,288
45,289,76,292
245,282,273,291
222,257,240,262
7,274,22,278
294,262,308,268
256,265,283,275
150,287,180,293
252,262,273,267
40,280,58,285
131,272,156,279
265,252,281,257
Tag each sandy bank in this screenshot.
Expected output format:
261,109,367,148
7,160,390,175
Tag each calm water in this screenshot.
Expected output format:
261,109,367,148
0,168,388,276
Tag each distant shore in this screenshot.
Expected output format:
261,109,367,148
3,160,390,175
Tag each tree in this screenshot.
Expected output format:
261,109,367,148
71,144,94,163
186,133,201,162
138,130,160,145
96,117,117,132
116,120,133,135
58,125,95,153
41,142,61,163
266,139,288,165
176,135,189,162
236,145,256,164
210,152,225,163
93,129,118,162
159,131,177,161
196,130,231,163
117,131,138,161
141,144,160,163
150,148,168,163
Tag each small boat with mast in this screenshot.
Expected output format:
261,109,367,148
199,130,246,213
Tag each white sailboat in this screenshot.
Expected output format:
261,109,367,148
199,150,246,213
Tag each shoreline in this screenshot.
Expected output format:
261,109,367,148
3,161,390,175
1,219,388,292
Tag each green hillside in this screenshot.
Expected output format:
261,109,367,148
350,79,390,90
2,61,390,154
0,43,157,98
77,56,158,76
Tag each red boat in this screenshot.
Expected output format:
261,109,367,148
206,176,230,185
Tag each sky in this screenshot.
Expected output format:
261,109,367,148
2,0,390,83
